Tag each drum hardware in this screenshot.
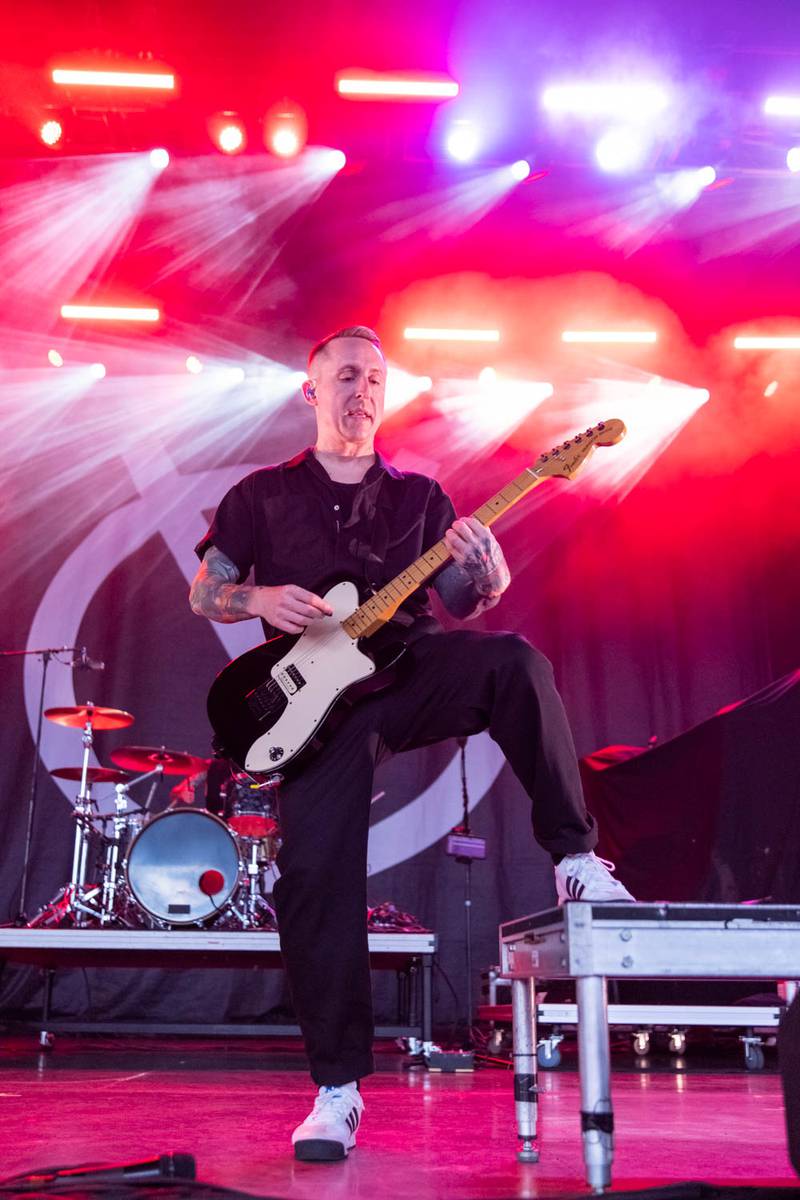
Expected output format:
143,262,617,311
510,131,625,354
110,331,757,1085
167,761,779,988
28,703,135,928
0,645,105,924
99,767,164,925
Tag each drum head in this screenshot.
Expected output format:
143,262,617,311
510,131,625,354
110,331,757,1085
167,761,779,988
127,809,240,925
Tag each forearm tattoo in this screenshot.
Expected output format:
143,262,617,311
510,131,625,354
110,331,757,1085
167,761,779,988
189,547,256,623
459,537,511,599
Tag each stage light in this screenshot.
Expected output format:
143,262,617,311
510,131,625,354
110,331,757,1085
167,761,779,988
764,95,800,117
47,349,63,367
89,363,106,380
542,83,669,120
52,68,174,90
272,128,300,157
764,380,779,397
217,123,245,154
185,355,203,374
60,304,161,322
336,73,459,100
264,100,307,159
787,147,800,173
40,119,62,146
222,366,246,384
595,127,647,173
446,121,479,163
326,149,347,171
479,366,497,385
562,330,658,344
696,166,716,188
404,327,500,343
510,160,531,181
734,335,800,350
149,147,169,170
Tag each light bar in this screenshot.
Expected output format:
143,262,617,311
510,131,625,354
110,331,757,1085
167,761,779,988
61,305,161,322
52,68,174,90
403,327,500,343
763,96,800,117
562,330,657,344
542,83,668,119
734,335,800,350
336,73,459,100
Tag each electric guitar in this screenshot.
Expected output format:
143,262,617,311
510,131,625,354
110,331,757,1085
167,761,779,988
207,419,626,775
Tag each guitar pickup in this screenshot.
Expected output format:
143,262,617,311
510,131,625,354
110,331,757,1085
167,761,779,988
275,663,306,696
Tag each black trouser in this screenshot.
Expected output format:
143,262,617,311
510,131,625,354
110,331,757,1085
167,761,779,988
272,630,596,1086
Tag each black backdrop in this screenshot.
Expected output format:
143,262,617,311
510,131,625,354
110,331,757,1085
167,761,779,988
1,125,799,1035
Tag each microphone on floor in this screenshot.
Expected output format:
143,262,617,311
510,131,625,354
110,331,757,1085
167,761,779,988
10,1153,196,1188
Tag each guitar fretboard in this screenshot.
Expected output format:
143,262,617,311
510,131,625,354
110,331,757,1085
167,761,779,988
342,466,543,639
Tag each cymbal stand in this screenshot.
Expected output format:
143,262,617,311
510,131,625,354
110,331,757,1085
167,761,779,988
0,644,79,924
101,767,162,923
29,704,104,928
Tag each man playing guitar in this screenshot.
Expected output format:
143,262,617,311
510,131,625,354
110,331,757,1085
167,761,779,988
189,325,633,1162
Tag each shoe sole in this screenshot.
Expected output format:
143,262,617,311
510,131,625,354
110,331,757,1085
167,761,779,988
294,1138,352,1162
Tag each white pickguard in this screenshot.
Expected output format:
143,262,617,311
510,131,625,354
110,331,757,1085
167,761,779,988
245,580,376,772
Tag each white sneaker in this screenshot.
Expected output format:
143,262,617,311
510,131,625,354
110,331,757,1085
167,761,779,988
555,851,635,904
292,1082,363,1162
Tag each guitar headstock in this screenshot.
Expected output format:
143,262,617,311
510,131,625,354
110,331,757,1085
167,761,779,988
532,418,626,480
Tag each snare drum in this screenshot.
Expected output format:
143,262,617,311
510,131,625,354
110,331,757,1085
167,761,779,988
126,808,241,925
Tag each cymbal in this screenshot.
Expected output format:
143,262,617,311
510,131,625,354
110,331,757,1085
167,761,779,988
45,705,134,730
110,745,209,777
50,766,131,785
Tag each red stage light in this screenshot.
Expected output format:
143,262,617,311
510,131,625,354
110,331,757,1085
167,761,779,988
52,68,174,90
264,100,307,159
208,113,247,155
40,119,62,146
336,72,459,100
404,327,500,343
562,330,657,344
61,304,161,323
734,335,800,350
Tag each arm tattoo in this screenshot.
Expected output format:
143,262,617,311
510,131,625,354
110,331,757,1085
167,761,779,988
433,554,511,621
189,547,257,623
459,537,511,599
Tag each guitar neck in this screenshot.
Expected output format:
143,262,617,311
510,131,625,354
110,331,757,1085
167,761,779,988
342,466,544,639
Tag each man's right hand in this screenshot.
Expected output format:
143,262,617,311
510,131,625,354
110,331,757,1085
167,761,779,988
249,585,334,634
189,547,334,631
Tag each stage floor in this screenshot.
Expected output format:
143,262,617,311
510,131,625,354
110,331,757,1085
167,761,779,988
0,1037,794,1196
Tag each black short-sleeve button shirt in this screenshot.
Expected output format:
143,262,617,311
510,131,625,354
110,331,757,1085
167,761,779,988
195,447,456,641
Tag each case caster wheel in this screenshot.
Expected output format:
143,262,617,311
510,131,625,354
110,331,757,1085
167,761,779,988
668,1029,687,1055
537,1041,562,1069
633,1029,650,1055
744,1041,764,1071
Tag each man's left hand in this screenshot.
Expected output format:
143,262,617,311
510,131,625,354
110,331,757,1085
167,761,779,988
444,517,511,598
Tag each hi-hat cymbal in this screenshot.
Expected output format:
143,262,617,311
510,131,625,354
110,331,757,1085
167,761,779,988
110,745,209,776
50,766,131,785
45,705,135,730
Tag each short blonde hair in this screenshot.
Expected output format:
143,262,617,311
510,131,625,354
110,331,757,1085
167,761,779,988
307,325,383,369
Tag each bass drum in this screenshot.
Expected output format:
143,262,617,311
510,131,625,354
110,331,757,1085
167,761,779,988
126,809,241,926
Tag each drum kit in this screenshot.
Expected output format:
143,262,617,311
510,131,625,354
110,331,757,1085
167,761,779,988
30,702,280,931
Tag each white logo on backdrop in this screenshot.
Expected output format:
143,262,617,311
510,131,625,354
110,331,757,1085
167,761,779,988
24,445,504,876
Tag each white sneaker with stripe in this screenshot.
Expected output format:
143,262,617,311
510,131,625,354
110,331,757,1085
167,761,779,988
555,851,635,904
292,1082,363,1161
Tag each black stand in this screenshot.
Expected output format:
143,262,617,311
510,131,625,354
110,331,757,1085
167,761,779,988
446,737,487,1049
0,645,80,924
